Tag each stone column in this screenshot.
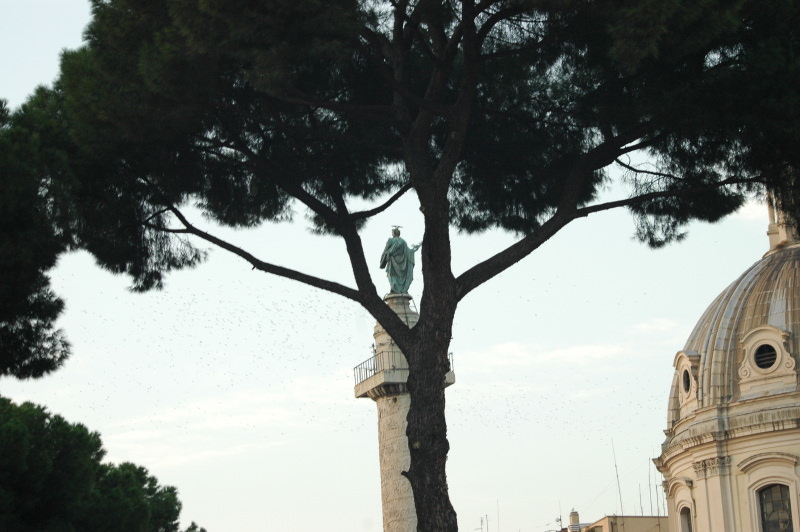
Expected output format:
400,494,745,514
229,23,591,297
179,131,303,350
370,295,418,532
375,393,416,532
354,294,455,532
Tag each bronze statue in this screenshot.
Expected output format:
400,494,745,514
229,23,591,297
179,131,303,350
379,227,420,294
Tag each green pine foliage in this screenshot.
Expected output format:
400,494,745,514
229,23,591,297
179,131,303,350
51,0,800,282
0,396,204,532
0,97,70,378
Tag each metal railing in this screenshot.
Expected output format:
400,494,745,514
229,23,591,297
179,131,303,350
353,351,454,386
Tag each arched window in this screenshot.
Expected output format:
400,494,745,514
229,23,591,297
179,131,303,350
759,484,793,532
679,506,693,532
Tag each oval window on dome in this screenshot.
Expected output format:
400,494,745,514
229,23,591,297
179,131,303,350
754,344,778,369
682,369,691,393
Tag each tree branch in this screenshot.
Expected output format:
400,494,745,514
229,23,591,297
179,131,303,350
319,179,381,295
572,176,751,218
614,157,681,181
147,198,415,343
456,175,757,299
476,3,528,45
351,182,414,220
164,205,365,302
273,92,396,125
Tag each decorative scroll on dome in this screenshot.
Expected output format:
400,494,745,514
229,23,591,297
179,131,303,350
738,325,796,398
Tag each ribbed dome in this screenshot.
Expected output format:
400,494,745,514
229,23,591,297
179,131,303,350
688,247,800,347
665,241,800,429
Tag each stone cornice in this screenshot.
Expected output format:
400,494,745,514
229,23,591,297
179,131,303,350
660,405,800,465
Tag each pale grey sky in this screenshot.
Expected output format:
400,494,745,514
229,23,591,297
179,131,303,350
0,3,770,531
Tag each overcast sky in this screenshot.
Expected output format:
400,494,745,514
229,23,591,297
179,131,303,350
0,3,771,531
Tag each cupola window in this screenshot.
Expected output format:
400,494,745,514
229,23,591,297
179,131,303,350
672,351,700,420
755,344,778,369
738,326,796,397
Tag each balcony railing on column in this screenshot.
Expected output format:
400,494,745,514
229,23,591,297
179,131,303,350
353,351,454,387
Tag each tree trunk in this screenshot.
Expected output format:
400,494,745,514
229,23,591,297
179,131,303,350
403,305,458,532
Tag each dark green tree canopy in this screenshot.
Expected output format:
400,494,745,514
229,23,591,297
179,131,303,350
55,0,800,294
0,396,102,530
0,95,74,378
0,395,205,532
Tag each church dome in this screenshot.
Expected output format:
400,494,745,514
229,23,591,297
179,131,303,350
656,211,800,532
667,242,800,424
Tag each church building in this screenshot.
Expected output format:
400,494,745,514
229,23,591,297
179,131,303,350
656,205,800,532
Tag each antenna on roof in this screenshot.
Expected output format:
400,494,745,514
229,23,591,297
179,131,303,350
612,439,625,526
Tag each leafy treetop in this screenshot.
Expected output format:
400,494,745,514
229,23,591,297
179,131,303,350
0,395,206,532
54,0,799,304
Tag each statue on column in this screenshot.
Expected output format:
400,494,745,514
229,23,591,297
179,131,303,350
380,227,420,294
